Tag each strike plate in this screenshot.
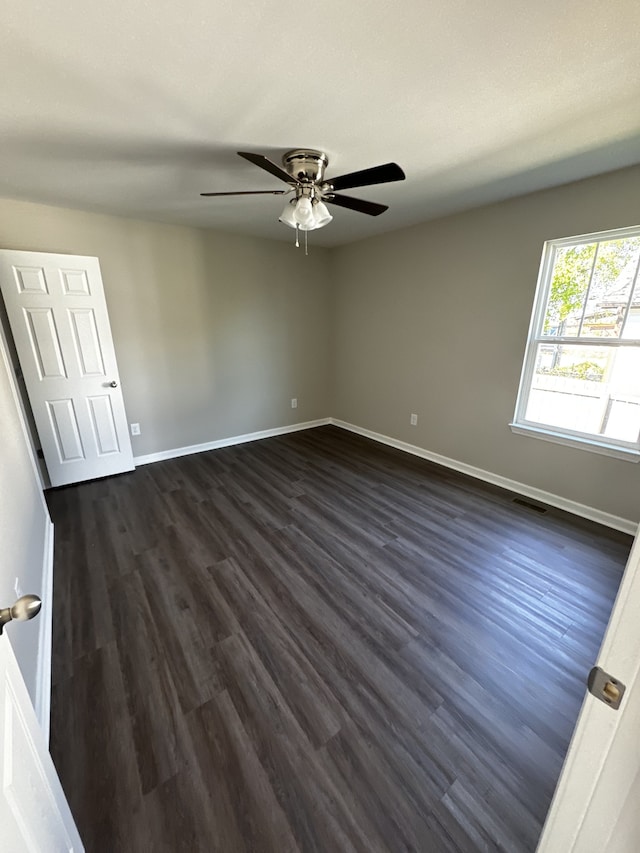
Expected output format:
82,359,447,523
587,666,626,710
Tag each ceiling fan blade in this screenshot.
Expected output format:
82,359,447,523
237,151,298,185
324,194,389,216
200,190,287,196
327,162,405,192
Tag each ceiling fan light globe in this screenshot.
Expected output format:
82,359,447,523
294,196,314,225
279,200,298,228
313,200,333,228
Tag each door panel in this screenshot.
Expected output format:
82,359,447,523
68,309,105,376
47,399,85,462
24,309,67,379
87,395,120,455
14,265,49,294
60,269,90,296
0,251,134,487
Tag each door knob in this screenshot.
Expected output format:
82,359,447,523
0,595,42,636
109,380,118,388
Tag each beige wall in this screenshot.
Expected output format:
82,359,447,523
0,329,49,704
331,165,640,523
0,200,332,457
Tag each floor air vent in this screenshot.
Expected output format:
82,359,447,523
513,497,548,514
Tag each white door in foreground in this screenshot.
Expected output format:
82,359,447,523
537,524,640,852
0,634,83,852
0,250,134,487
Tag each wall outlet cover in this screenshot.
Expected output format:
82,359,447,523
130,423,141,435
291,398,298,409
410,414,418,426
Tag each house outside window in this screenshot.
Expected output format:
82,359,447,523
511,225,640,461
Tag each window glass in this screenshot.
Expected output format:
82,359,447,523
524,344,640,443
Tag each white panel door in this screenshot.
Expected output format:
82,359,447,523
0,251,134,486
537,523,640,852
0,634,83,852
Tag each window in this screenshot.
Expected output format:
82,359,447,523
512,225,640,461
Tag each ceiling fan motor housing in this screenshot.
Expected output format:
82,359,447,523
283,149,329,184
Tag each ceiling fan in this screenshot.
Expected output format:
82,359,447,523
201,150,405,249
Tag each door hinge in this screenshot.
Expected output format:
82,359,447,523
587,666,626,710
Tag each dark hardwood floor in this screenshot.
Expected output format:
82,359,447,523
46,425,632,853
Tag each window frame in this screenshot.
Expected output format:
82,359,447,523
511,224,640,463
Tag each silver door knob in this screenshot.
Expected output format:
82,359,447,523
109,380,118,388
0,595,42,635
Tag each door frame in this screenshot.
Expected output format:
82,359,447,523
0,300,47,490
0,318,54,740
0,630,84,851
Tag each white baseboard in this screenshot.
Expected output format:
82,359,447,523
134,418,332,467
331,419,638,536
35,518,54,746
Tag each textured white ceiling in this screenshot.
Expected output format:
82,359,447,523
1,0,640,246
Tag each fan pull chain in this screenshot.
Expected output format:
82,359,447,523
292,225,311,255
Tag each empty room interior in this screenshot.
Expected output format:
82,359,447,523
1,2,640,851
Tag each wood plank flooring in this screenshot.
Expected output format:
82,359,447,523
46,425,632,853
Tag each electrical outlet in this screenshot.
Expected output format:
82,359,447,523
130,423,141,436
291,398,298,409
410,413,418,426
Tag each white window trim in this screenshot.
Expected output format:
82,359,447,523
509,423,640,462
512,224,640,462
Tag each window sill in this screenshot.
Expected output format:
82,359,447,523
509,423,640,463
